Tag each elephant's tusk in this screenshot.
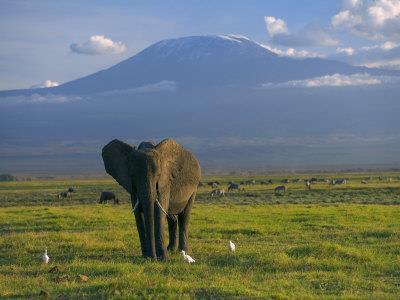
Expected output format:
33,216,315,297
133,201,139,212
156,199,169,216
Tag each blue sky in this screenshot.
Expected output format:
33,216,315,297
1,0,399,90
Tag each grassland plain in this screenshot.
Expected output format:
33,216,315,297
0,173,400,298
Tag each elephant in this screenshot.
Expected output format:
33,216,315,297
102,138,201,261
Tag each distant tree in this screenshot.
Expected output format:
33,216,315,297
0,174,17,181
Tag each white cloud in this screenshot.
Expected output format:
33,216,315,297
345,0,363,9
97,80,177,96
0,94,83,105
70,35,127,55
30,80,59,89
260,44,324,58
266,21,339,47
381,41,398,50
331,10,362,28
264,16,288,37
332,0,400,41
368,0,400,25
260,73,400,88
336,47,355,56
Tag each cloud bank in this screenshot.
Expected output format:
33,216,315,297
261,44,324,58
97,80,177,96
261,73,400,88
331,0,400,41
0,94,83,106
333,41,400,69
30,80,60,89
70,35,127,55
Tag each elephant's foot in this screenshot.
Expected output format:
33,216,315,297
156,247,168,261
167,243,178,252
157,253,168,261
179,243,192,254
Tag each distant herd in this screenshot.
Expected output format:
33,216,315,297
198,177,352,197
57,187,119,204
55,176,394,202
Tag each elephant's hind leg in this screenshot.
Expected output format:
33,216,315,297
167,215,178,251
178,192,196,253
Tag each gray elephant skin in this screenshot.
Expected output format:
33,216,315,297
102,138,201,261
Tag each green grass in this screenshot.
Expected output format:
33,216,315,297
1,173,400,298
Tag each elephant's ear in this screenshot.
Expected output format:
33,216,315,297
102,139,135,194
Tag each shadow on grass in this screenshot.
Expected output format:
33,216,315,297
218,228,262,236
360,230,393,239
193,287,247,299
206,253,277,273
286,244,370,263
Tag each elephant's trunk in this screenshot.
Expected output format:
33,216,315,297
142,190,157,259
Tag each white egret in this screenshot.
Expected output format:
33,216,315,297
180,250,195,263
228,240,236,252
42,248,49,264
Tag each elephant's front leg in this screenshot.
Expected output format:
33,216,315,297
154,202,167,261
131,194,148,257
167,216,178,251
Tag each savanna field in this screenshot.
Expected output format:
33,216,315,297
1,173,400,299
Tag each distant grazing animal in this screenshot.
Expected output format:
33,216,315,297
305,180,311,190
207,181,219,188
336,179,347,185
228,183,244,192
331,178,347,185
99,191,119,204
282,179,290,184
310,178,318,183
67,187,75,193
198,181,204,187
58,191,72,199
361,180,367,184
274,185,287,194
210,189,225,197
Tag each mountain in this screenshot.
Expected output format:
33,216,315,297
1,34,398,96
1,35,400,174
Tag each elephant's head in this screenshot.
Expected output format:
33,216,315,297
101,138,199,259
